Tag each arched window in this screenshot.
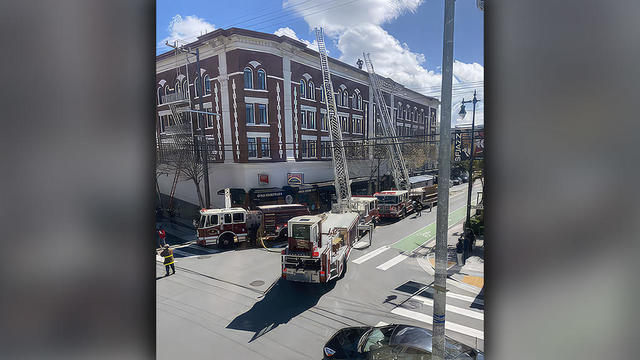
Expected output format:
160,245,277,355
358,95,362,110
320,86,325,102
342,90,348,107
335,91,340,106
257,69,266,90
244,67,253,89
352,92,357,108
157,87,162,104
183,80,189,97
195,77,202,97
300,79,306,98
204,75,211,94
308,81,315,100
175,81,182,94
165,85,170,95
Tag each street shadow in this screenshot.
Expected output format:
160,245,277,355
471,286,484,310
227,278,336,342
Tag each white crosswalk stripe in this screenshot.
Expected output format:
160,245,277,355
446,292,484,306
352,246,389,264
412,295,483,320
376,254,409,270
391,307,484,340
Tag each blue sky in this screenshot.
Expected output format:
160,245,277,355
156,0,484,125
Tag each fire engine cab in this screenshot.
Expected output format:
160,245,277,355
281,212,359,283
196,208,249,247
351,196,379,229
374,190,414,219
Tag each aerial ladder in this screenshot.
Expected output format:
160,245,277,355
362,53,411,192
280,29,366,284
317,28,353,213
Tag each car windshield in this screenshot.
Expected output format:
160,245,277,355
198,215,206,228
358,326,395,352
377,195,399,204
291,224,310,240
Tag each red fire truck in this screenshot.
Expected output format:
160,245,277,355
256,204,310,241
351,196,379,229
281,212,359,283
374,190,414,219
196,204,311,247
196,207,250,248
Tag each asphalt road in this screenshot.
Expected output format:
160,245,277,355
156,182,483,359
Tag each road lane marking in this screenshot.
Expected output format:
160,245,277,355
376,254,409,270
446,292,484,306
352,246,389,264
391,307,484,340
413,295,483,320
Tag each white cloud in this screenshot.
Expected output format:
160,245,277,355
284,0,483,125
158,15,215,50
274,27,320,52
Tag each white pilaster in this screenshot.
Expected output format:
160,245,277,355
218,50,235,163
282,54,295,160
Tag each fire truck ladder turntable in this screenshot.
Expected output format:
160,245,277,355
316,28,352,213
363,53,411,192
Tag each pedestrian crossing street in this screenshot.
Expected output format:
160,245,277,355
156,243,220,262
389,280,484,342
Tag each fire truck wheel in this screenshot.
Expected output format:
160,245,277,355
218,233,233,248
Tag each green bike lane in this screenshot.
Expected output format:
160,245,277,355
392,202,471,253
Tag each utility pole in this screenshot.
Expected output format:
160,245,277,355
165,41,212,208
433,1,456,359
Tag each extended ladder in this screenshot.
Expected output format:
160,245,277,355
363,53,411,191
315,28,352,212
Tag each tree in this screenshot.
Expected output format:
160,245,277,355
156,124,206,209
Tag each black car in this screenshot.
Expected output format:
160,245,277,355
323,324,484,359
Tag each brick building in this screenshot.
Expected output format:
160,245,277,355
156,28,439,211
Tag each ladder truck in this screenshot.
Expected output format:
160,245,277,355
363,54,435,217
281,28,363,283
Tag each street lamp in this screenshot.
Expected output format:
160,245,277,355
458,90,481,235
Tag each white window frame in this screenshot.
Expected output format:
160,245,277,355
257,103,268,125
320,109,328,131
257,69,266,90
300,79,306,98
258,136,271,159
244,67,253,89
301,135,317,159
246,103,255,124
308,81,315,100
247,137,258,158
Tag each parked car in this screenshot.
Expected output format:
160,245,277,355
323,324,484,359
452,177,462,186
460,172,469,183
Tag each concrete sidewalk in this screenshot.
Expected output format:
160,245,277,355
418,221,484,293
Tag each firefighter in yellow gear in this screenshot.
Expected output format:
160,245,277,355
160,244,175,276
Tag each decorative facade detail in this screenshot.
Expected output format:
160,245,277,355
293,87,299,158
276,82,284,158
232,78,239,160
214,82,222,159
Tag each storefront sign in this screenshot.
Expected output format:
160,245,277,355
287,172,304,185
255,190,283,199
258,174,269,185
